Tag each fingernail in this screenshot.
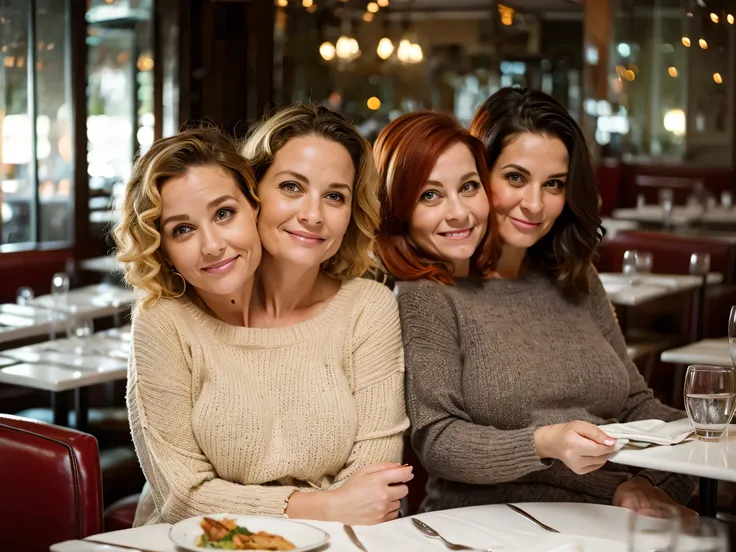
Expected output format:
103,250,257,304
402,463,411,467
605,438,616,446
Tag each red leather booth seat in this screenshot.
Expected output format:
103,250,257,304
104,493,141,531
0,414,104,552
598,230,736,283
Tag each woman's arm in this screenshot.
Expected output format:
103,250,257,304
329,283,410,486
587,269,696,504
398,282,553,485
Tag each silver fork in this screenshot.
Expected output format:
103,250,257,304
411,518,493,551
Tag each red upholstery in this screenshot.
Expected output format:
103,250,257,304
104,493,141,532
0,414,104,552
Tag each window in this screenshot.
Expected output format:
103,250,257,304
0,0,73,249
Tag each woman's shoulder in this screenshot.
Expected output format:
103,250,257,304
341,276,397,308
132,296,196,336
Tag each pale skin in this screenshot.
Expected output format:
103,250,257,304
159,165,262,326
409,142,489,277
489,132,693,515
249,135,413,524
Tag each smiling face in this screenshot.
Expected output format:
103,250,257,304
408,142,489,277
489,132,568,251
255,136,355,270
159,165,261,300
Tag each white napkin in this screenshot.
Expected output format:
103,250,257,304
599,418,693,446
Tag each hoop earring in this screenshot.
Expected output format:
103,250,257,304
169,267,187,297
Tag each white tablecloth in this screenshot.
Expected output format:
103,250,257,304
54,503,629,552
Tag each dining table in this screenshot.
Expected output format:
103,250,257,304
52,502,632,552
0,326,130,430
660,338,732,368
609,424,736,517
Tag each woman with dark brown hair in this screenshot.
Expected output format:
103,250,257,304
376,90,695,514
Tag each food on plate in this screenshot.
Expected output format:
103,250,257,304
195,517,296,550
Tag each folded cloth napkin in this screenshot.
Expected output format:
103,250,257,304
599,418,693,446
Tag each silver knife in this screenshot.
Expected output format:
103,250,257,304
344,524,369,551
506,504,560,533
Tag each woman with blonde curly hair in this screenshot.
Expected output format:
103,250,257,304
117,120,409,528
240,104,411,522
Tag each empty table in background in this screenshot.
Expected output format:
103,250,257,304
611,206,703,227
79,255,124,274
599,272,721,307
661,338,731,368
0,303,67,345
29,283,136,319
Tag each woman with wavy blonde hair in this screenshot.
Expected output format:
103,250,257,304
240,104,411,523
116,120,410,528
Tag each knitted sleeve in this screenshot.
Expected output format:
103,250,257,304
398,280,552,485
127,301,298,524
331,281,409,485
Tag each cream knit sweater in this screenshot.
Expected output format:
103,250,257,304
127,278,409,526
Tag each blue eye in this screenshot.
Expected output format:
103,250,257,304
325,192,345,203
420,190,440,202
506,173,523,184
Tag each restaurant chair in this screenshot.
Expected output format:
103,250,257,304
103,493,141,532
0,413,104,552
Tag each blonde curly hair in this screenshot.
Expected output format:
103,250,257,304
242,104,379,279
114,128,260,309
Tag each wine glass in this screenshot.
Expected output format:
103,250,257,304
15,287,34,306
684,365,736,441
722,191,733,210
659,188,675,229
676,516,729,551
66,306,94,355
689,253,712,277
729,306,735,368
628,505,680,552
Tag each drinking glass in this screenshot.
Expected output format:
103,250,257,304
689,253,712,277
676,516,729,552
637,193,646,210
729,306,736,368
636,251,654,274
722,191,733,210
659,188,674,229
66,306,94,355
684,365,736,441
628,506,680,552
51,272,70,299
623,250,651,285
15,287,34,306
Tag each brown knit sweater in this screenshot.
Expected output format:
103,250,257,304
396,268,695,512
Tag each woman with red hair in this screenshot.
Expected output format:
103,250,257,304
374,111,499,283
376,96,694,515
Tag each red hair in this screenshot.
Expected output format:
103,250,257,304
373,111,501,284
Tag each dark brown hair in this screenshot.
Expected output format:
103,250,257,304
374,111,501,284
470,88,603,294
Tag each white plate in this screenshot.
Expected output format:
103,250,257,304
169,514,330,552
50,540,139,552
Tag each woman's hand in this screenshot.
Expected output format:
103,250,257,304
326,463,414,525
613,476,697,518
534,421,617,475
